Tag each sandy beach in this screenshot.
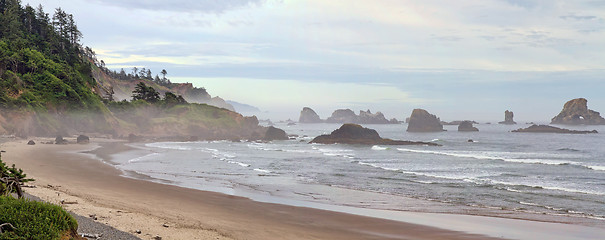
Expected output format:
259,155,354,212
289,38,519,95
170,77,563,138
2,138,604,240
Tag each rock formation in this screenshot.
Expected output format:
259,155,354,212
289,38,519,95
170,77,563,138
551,98,605,125
512,125,597,134
458,121,479,132
310,124,440,146
55,136,68,144
406,109,444,132
326,109,358,124
299,107,323,123
77,135,90,144
358,110,394,124
27,140,35,145
264,126,289,141
442,120,479,126
498,110,516,124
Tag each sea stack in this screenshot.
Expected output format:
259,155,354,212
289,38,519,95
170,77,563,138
358,110,397,124
406,109,444,132
299,107,323,123
326,109,358,124
458,121,479,132
551,98,605,125
498,110,516,124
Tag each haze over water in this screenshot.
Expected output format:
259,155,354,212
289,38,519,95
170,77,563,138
106,123,605,225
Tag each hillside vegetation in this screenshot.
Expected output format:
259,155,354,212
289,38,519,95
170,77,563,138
0,0,266,140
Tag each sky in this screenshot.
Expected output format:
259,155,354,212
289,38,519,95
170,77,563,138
22,0,605,121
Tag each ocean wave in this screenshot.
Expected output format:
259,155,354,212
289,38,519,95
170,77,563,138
357,161,400,172
145,142,193,151
127,153,160,163
317,148,355,158
396,148,580,166
371,145,388,151
253,168,272,173
586,165,605,171
227,161,250,167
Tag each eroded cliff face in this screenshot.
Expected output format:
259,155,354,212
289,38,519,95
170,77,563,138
406,109,444,132
551,98,605,125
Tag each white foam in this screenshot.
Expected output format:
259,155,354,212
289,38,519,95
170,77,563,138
396,148,579,166
127,153,160,163
227,161,250,167
253,168,272,173
146,142,192,151
371,145,388,151
586,165,605,171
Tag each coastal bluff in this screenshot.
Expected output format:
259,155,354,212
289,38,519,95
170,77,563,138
310,124,439,146
551,98,605,125
406,109,444,132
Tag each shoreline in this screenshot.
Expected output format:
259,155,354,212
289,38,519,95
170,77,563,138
3,138,605,240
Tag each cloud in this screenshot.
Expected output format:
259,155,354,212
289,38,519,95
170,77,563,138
560,15,598,21
88,0,265,13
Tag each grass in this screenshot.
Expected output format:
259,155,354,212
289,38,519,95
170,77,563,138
0,196,78,240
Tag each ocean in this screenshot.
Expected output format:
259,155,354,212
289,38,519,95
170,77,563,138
106,123,605,224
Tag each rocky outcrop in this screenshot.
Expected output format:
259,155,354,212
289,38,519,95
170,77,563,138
326,109,358,124
458,121,479,132
498,110,516,124
406,109,444,132
551,98,605,125
358,110,395,124
27,140,35,145
77,135,90,144
55,136,68,144
264,126,288,141
299,107,323,123
512,125,597,134
442,120,479,126
310,124,440,146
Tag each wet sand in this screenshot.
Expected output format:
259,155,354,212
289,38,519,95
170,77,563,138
2,138,603,240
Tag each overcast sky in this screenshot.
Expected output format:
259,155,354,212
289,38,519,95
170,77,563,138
23,0,605,121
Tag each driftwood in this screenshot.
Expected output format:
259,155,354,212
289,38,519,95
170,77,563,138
0,177,24,198
81,233,102,239
0,223,15,233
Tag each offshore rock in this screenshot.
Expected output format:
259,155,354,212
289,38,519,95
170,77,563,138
298,107,323,123
458,121,479,132
551,98,605,125
264,126,289,141
498,110,516,124
406,109,444,132
311,124,439,146
326,109,358,124
512,125,597,134
358,110,397,124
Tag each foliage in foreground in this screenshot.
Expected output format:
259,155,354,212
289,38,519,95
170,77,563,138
0,155,32,198
0,196,78,240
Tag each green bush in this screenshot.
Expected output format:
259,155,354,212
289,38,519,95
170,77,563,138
0,196,78,240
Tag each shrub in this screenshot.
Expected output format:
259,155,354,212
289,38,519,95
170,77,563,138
0,196,78,240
